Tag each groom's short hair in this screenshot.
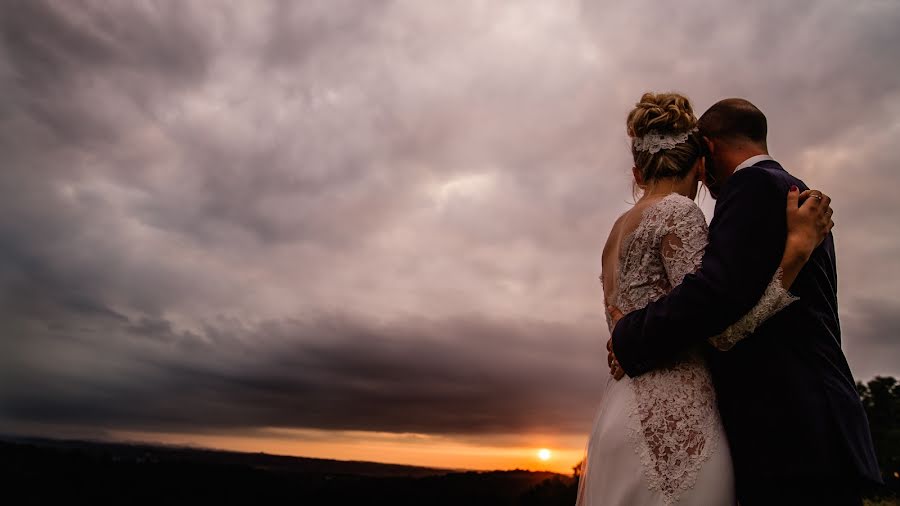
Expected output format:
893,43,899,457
698,98,767,148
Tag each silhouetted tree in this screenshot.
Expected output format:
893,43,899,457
572,459,583,479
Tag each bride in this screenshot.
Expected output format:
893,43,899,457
575,92,833,505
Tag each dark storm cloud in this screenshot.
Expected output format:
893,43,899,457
0,306,603,435
1,0,898,440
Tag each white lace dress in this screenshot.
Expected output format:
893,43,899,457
575,193,797,506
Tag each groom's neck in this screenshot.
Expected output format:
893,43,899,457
724,143,769,174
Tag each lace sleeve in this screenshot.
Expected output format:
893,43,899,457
659,198,708,287
708,267,799,351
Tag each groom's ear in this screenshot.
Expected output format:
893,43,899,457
703,136,715,155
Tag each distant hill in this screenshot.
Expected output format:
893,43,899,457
0,435,575,505
0,434,465,478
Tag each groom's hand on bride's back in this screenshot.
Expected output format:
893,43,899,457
607,306,626,380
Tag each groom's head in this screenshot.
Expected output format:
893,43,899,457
698,98,768,198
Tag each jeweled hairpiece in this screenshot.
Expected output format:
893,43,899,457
633,127,699,154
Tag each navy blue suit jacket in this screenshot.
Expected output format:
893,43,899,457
611,160,881,492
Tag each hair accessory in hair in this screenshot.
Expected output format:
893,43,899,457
633,127,699,154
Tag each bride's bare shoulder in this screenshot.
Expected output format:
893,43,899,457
602,211,630,258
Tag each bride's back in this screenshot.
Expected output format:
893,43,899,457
601,196,667,305
601,193,707,331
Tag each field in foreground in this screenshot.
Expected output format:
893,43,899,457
0,436,577,505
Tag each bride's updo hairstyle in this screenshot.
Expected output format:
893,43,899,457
626,92,704,185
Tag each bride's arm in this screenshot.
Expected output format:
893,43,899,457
654,201,792,353
708,187,834,351
707,269,797,351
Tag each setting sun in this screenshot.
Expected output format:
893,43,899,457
537,448,552,461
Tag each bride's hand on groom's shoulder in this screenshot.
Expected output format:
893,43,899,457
607,306,626,380
785,186,834,263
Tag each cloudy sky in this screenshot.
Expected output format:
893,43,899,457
1,0,898,473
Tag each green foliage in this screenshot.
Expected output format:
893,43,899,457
857,376,900,497
864,498,900,506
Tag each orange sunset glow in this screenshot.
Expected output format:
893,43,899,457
109,428,585,475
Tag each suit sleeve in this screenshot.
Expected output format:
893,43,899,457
612,168,787,377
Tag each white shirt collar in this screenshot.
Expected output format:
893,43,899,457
734,154,775,173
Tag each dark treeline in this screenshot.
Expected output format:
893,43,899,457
857,376,900,498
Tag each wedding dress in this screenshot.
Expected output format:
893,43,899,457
575,193,797,505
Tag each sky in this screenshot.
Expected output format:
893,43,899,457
1,0,899,475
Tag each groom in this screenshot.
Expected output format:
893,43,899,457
607,99,882,505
